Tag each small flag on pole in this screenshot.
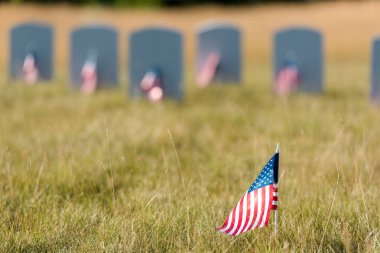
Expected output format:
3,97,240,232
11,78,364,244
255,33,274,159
197,52,220,87
274,65,300,94
81,57,98,94
140,68,164,102
217,145,280,236
23,53,39,85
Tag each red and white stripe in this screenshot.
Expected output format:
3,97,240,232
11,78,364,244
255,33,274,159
274,66,299,94
272,184,278,210
140,71,163,102
23,54,39,85
197,52,220,87
217,184,274,236
81,61,97,94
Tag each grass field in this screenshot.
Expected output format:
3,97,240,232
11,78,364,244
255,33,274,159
1,1,380,252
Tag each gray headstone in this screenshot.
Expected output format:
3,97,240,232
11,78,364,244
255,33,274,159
197,22,241,84
371,37,380,101
9,22,53,81
274,27,324,93
70,25,118,88
129,27,183,101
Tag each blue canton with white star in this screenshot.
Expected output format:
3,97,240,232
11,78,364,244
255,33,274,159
248,155,275,193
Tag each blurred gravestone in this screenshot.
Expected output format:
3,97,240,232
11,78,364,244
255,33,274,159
274,27,323,93
9,22,53,82
196,22,241,86
70,25,118,89
371,37,380,102
129,27,183,101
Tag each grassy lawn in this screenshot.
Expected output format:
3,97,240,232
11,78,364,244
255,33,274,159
0,1,380,252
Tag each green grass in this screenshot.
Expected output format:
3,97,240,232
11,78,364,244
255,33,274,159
0,61,379,252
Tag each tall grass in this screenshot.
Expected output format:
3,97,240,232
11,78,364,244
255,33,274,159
0,58,379,252
0,2,380,251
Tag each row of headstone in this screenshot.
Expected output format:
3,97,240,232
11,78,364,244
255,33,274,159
9,22,378,102
8,22,324,100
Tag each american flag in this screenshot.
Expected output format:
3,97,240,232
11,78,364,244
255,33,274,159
274,65,300,94
23,53,39,85
81,59,97,94
196,52,220,87
140,69,163,102
217,151,279,236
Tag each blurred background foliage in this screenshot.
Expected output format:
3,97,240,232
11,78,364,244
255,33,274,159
3,0,325,7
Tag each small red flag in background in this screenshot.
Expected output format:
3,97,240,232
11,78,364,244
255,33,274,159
23,53,39,85
197,52,220,87
274,65,300,94
81,59,98,94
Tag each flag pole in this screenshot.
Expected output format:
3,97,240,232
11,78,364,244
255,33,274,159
274,143,280,235
275,207,278,235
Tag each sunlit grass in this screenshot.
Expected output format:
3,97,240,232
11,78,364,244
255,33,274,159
0,57,379,252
